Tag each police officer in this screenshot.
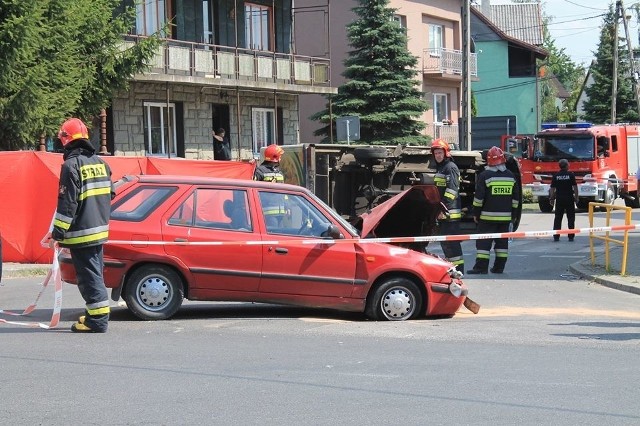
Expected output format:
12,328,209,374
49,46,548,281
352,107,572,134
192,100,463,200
468,146,520,274
254,144,285,182
549,158,578,242
430,139,464,273
51,118,114,332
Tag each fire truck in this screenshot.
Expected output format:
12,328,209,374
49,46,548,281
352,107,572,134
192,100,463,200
502,122,640,212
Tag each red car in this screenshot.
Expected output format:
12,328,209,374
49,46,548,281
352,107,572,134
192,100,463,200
59,175,469,321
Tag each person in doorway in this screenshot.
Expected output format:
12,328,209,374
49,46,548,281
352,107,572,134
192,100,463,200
430,139,464,273
254,144,285,182
212,128,231,160
549,159,579,242
468,147,520,274
50,118,115,332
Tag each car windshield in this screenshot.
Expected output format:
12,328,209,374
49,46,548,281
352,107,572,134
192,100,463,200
533,135,594,161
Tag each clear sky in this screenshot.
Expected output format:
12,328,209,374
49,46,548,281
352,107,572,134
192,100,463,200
491,0,614,67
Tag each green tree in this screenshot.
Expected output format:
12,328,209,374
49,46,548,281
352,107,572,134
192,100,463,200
539,14,585,122
311,0,430,145
0,0,161,150
583,4,639,123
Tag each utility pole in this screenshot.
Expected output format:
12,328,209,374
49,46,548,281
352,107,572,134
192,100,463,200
619,0,640,119
461,0,472,150
612,2,620,124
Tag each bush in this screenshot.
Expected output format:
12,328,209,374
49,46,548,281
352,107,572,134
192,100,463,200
522,189,534,204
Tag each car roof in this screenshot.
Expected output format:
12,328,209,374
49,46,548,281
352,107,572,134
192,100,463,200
125,174,308,194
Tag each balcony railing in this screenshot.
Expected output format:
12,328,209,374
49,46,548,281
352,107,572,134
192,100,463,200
423,48,477,77
122,36,331,88
425,122,459,148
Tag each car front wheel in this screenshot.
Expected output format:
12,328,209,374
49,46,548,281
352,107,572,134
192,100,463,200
365,278,423,321
123,265,184,320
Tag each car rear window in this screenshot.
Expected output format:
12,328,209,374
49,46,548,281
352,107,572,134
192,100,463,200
111,185,177,222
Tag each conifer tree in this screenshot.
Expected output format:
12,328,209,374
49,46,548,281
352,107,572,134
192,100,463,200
0,0,161,150
311,0,430,145
583,4,639,123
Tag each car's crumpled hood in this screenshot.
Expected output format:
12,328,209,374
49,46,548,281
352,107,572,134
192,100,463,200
356,185,442,239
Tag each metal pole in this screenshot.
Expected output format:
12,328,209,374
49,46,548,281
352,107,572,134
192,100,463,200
461,0,472,150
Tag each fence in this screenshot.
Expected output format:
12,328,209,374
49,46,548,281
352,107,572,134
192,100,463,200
588,202,632,275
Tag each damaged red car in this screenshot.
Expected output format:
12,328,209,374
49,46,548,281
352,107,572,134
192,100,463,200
59,175,470,321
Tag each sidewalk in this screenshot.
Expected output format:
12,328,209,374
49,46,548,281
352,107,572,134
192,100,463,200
568,232,640,296
2,235,640,296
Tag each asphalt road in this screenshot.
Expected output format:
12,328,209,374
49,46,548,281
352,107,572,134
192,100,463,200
0,207,639,425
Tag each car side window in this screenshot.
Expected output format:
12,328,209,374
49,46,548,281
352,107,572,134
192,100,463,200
169,188,252,232
112,186,177,222
258,191,332,237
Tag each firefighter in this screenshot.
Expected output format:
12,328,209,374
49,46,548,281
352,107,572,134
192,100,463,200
254,144,285,182
468,146,520,274
254,144,287,228
430,139,464,273
51,118,115,332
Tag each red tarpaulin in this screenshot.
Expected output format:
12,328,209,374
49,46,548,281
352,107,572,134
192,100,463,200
0,152,254,263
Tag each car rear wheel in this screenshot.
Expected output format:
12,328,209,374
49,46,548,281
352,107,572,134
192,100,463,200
123,265,184,320
365,278,423,321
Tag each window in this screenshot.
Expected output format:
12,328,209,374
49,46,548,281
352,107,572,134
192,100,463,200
169,189,252,231
429,24,443,56
112,186,177,222
392,15,406,29
144,102,177,157
433,94,448,123
203,1,213,44
252,108,276,153
259,192,332,237
136,0,166,36
245,3,272,51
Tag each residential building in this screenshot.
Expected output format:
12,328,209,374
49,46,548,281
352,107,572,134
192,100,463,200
105,0,335,159
471,1,547,135
297,0,478,146
576,61,595,121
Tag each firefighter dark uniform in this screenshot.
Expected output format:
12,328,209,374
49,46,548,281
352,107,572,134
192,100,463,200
431,139,464,273
52,118,114,333
549,159,578,242
468,147,520,274
254,144,286,228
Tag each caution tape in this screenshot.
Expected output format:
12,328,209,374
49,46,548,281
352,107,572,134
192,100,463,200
0,249,62,329
106,223,640,247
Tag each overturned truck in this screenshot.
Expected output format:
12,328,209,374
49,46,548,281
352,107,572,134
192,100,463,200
278,143,522,235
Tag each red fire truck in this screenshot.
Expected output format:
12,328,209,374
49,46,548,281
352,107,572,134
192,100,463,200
502,122,640,212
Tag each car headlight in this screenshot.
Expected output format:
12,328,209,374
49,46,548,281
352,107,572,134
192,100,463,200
448,266,463,280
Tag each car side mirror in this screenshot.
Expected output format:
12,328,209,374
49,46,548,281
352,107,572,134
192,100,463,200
324,224,343,239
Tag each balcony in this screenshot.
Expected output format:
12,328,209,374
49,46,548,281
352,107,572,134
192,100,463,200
423,48,478,79
122,36,336,95
426,122,459,148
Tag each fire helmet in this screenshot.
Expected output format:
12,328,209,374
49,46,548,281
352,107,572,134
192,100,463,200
486,146,506,166
264,144,284,162
430,139,451,157
58,118,89,147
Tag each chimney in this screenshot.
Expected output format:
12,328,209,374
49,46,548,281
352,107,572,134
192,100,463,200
481,0,491,19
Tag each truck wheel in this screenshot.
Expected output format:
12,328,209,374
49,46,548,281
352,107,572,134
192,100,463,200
576,200,590,210
538,197,553,213
624,192,640,208
353,147,388,162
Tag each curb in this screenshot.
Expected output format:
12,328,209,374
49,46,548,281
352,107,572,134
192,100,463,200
568,262,640,296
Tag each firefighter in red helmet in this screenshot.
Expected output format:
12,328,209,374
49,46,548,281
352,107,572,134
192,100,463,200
254,144,285,182
430,139,464,273
468,146,520,274
51,118,115,332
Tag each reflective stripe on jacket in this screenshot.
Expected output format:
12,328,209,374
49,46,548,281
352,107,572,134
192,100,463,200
52,146,114,248
434,158,462,221
472,169,519,222
254,162,284,183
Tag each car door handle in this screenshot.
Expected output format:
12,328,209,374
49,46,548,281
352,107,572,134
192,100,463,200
274,247,288,254
174,238,188,242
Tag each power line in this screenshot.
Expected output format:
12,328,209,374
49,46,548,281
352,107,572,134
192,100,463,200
561,0,609,11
